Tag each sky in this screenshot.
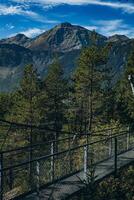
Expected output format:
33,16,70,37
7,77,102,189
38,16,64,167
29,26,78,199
0,0,134,39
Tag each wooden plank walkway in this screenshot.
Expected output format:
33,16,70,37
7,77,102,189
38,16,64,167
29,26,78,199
25,149,134,200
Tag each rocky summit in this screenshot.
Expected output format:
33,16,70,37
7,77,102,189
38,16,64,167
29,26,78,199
0,22,133,91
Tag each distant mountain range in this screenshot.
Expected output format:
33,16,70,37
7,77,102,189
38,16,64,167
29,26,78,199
0,22,133,91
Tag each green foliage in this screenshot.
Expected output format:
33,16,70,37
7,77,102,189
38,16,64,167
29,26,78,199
0,93,13,119
41,59,68,131
115,48,134,124
97,165,134,200
0,40,134,147
8,64,41,125
71,46,108,133
71,165,134,200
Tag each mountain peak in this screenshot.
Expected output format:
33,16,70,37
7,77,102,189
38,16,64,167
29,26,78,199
59,22,72,27
0,33,31,47
56,22,86,31
29,22,106,52
15,33,29,39
107,34,129,42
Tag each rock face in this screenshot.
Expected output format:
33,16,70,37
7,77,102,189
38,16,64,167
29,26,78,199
0,44,32,67
28,22,107,52
107,34,129,43
0,34,31,47
0,22,133,91
0,44,33,91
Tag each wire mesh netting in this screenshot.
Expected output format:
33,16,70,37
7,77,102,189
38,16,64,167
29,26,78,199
0,129,134,200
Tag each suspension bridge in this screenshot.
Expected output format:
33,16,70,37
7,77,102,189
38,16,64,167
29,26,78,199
0,126,134,200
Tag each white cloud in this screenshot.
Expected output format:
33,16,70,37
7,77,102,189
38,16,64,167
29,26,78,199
95,19,123,33
21,28,46,37
11,0,134,14
0,4,43,21
0,5,22,15
84,25,98,31
85,19,134,38
0,3,60,23
6,24,15,30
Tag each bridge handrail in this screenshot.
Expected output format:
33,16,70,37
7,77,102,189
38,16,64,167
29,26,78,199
0,128,128,155
0,128,133,200
0,130,132,172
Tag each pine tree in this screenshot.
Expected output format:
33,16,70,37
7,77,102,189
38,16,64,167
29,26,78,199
7,64,42,186
10,64,41,124
101,64,116,123
9,64,42,144
72,46,108,134
41,59,68,140
115,48,134,124
0,93,12,120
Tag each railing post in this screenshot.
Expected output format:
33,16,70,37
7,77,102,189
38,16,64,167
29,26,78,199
9,159,13,190
127,127,130,150
36,161,40,200
0,153,3,200
69,137,72,173
51,142,54,182
84,145,88,180
109,130,112,157
29,145,33,188
114,137,118,177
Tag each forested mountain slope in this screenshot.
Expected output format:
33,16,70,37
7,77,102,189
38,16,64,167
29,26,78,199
0,22,133,91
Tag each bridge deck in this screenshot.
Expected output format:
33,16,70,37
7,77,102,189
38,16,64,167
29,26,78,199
25,148,134,200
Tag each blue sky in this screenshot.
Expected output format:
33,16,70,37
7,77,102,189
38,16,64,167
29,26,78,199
0,0,134,39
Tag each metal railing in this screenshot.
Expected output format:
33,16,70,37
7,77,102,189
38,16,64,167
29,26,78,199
0,129,134,200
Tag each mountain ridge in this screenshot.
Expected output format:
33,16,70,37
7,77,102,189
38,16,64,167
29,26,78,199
0,22,133,91
0,23,131,49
